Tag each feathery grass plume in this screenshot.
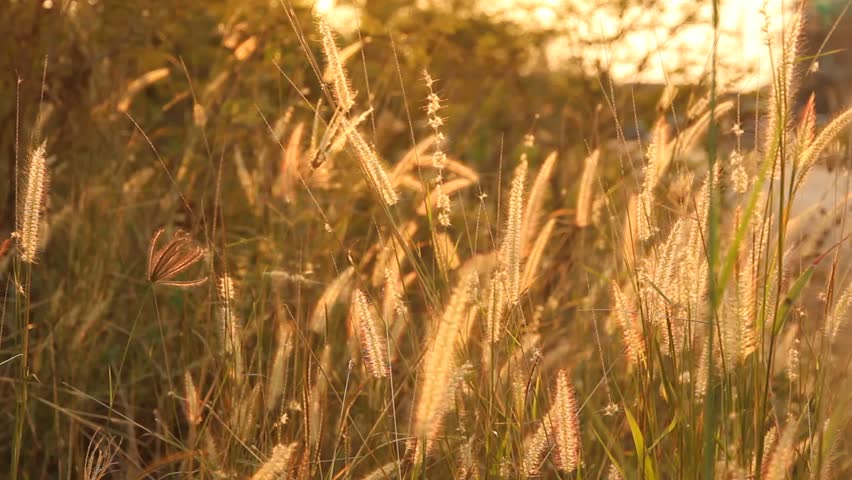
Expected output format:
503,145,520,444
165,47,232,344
828,282,852,344
414,273,477,453
645,117,670,190
233,383,261,441
576,149,600,228
83,432,117,480
549,370,581,472
764,421,797,480
434,183,453,227
202,434,222,474
814,420,840,480
360,461,400,480
501,158,528,304
794,107,852,191
621,194,639,266
798,92,817,149
612,282,646,366
15,141,49,263
494,330,540,413
183,371,202,426
523,151,557,252
316,15,354,112
695,341,711,400
310,266,355,332
344,122,400,205
786,338,800,382
350,289,390,378
763,6,803,157
233,148,257,209
637,138,659,242
756,425,778,474
267,323,293,407
485,271,508,344
147,228,208,287
522,218,555,291
278,122,305,202
217,274,244,380
310,345,332,448
736,251,758,360
525,370,582,474
607,464,624,480
684,166,716,315
250,442,299,480
523,423,549,476
456,436,478,479
720,247,756,368
730,150,749,193
385,271,412,362
382,265,407,322
640,217,685,354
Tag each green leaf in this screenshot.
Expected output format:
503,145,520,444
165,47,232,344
773,265,814,335
716,120,781,306
648,414,678,451
624,405,657,480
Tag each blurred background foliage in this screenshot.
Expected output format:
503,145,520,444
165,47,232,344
0,0,695,236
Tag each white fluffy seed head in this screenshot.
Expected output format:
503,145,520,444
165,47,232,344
16,141,49,263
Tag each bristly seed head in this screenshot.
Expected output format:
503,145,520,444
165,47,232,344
16,141,49,263
351,289,390,378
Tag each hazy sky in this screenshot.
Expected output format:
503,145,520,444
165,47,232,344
316,0,794,89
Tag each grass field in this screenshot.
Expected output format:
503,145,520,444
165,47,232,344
3,1,852,478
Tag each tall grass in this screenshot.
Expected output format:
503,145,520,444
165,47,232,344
3,2,852,479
